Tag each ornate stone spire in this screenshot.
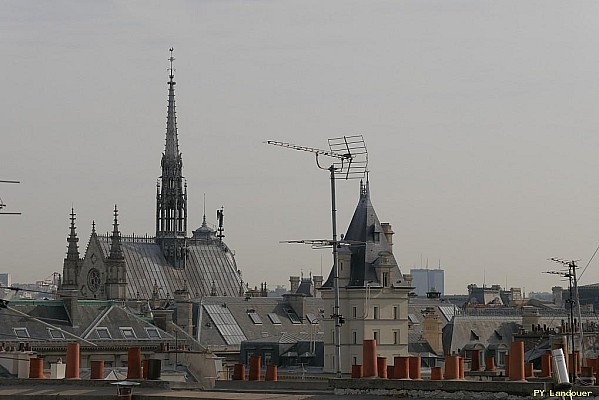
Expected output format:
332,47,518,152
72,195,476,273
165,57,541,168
66,208,80,261
109,205,123,260
60,208,81,292
164,48,180,162
156,48,187,239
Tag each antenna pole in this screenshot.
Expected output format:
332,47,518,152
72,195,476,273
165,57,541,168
571,260,584,375
547,257,583,382
567,268,575,383
329,165,342,379
266,135,367,378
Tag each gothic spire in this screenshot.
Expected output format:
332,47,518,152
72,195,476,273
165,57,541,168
201,193,207,227
156,48,187,239
164,47,180,161
66,208,80,261
109,205,123,259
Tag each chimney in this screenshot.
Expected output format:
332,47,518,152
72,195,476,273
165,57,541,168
422,312,443,354
403,273,413,287
174,287,193,336
521,306,540,332
290,276,300,293
552,286,563,307
313,275,323,297
381,223,394,249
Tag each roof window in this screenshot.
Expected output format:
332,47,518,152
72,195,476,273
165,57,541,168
96,327,111,339
48,329,65,339
14,328,29,339
146,328,161,339
248,311,262,325
267,313,281,324
120,327,137,339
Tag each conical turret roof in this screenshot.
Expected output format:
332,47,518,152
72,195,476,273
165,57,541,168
322,179,403,288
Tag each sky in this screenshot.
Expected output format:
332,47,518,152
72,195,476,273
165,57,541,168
2,0,599,295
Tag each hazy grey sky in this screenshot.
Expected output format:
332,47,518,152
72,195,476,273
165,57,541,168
2,0,599,294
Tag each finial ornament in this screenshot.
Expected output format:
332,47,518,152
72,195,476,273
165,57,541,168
113,204,119,227
202,193,207,226
168,48,175,80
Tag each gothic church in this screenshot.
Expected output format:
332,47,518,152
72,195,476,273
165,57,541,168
59,52,242,301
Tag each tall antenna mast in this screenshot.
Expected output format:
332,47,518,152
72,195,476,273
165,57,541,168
266,135,368,378
545,257,583,382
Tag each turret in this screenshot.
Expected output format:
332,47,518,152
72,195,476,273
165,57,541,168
105,205,127,300
60,208,80,290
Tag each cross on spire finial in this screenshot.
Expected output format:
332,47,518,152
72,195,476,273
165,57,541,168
168,47,175,81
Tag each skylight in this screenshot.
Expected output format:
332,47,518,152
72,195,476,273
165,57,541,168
49,329,65,339
204,304,247,345
146,328,161,339
306,313,318,325
248,312,262,325
267,313,281,324
120,327,137,339
96,327,111,339
14,328,29,339
284,308,301,324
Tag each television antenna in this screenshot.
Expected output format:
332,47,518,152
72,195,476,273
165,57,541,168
544,258,583,382
280,238,365,250
266,135,368,378
0,180,21,215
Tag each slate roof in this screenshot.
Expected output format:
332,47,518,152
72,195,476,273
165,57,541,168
441,310,592,356
95,234,241,299
322,181,403,289
442,315,520,355
197,296,326,349
295,279,313,296
0,299,173,345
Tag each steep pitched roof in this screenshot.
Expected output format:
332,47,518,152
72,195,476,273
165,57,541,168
323,180,403,288
93,235,241,299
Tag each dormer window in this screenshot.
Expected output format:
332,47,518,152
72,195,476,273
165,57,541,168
373,232,380,242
